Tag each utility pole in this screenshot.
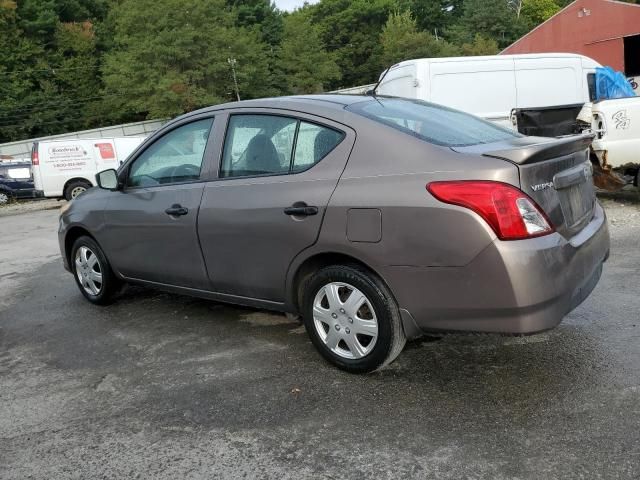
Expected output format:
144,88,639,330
227,57,240,102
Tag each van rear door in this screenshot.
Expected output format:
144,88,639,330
514,56,584,108
93,140,118,172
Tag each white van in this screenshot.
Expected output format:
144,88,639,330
377,53,601,128
32,137,145,200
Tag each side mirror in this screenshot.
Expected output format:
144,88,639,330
96,169,119,190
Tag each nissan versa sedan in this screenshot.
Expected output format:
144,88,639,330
58,95,610,373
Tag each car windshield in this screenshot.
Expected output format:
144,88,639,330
346,97,521,147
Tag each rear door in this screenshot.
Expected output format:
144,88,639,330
93,140,119,174
197,110,354,302
515,57,583,108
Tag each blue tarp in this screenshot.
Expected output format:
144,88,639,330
595,66,636,100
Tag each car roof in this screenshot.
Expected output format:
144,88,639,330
185,94,373,118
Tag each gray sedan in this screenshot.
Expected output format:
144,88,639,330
58,95,610,373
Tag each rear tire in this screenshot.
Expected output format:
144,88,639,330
0,191,10,205
71,236,121,305
64,180,91,201
302,264,406,373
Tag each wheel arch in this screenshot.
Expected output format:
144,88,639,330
288,251,388,313
288,251,423,340
64,226,96,266
63,177,94,194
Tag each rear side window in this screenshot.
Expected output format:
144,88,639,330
292,123,344,173
221,114,344,178
347,98,520,147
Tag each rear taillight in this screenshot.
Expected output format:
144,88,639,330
31,148,39,166
427,181,554,241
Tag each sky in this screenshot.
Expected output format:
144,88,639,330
274,0,320,12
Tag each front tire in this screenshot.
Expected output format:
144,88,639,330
302,265,406,373
71,236,120,305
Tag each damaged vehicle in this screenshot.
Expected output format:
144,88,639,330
58,96,610,373
512,66,640,190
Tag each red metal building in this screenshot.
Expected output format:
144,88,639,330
502,0,640,80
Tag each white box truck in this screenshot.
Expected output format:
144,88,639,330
32,137,145,200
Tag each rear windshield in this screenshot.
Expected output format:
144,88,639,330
346,97,520,147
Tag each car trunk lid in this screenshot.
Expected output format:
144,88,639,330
452,134,596,239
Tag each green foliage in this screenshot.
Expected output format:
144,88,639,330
460,34,500,56
396,0,464,34
520,0,560,28
380,10,460,65
307,0,397,89
279,11,340,94
101,0,272,121
2,0,597,143
447,0,522,49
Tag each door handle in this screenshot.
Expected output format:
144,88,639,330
165,204,189,216
284,204,318,216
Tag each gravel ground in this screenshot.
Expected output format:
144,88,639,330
0,195,639,479
0,198,64,217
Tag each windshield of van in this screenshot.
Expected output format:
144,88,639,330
347,97,520,147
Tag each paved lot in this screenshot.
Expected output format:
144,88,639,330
1,198,639,479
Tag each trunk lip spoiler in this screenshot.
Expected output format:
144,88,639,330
478,133,595,165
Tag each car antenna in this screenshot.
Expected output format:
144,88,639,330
368,65,392,97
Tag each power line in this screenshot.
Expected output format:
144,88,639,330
0,64,101,77
0,93,131,120
0,112,116,130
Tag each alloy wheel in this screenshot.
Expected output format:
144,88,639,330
0,192,9,204
74,246,103,296
312,282,379,359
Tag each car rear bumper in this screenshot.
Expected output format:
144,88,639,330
384,202,610,336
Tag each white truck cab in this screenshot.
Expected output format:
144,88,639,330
592,96,640,169
32,137,145,200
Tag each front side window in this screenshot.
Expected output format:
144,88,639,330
347,98,520,147
128,118,213,187
221,115,344,178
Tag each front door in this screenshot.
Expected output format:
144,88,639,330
101,117,215,289
197,112,354,302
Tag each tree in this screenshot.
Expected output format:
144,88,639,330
460,34,499,56
308,0,397,88
0,0,104,142
279,11,340,94
227,0,284,47
396,0,464,34
447,0,522,49
380,10,459,66
520,0,561,29
101,0,273,122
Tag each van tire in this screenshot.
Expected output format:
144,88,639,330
65,180,92,201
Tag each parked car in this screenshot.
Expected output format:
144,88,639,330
0,160,40,204
32,137,146,200
58,95,610,373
